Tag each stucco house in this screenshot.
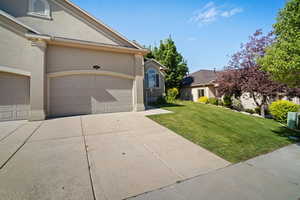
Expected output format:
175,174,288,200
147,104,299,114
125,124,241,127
180,70,218,102
181,69,300,110
0,0,165,121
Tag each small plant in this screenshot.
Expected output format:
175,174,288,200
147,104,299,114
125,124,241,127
245,109,255,114
218,99,224,106
254,107,261,114
155,96,167,105
223,95,232,108
198,96,209,104
232,98,243,111
269,100,300,123
166,88,179,103
208,97,218,105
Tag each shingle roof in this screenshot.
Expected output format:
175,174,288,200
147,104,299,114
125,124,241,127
183,69,218,86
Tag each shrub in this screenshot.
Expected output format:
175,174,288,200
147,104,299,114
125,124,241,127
198,96,209,104
218,99,224,106
254,107,261,114
269,100,300,123
232,98,243,111
166,88,179,103
245,109,255,114
208,97,218,105
155,96,167,105
223,95,232,108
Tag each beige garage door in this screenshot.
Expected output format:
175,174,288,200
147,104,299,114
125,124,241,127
49,75,133,117
0,72,30,121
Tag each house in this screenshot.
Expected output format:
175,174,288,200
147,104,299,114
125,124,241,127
180,70,218,102
181,69,300,110
144,59,166,106
0,0,165,121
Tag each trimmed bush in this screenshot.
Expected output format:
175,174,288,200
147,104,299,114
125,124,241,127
198,96,209,104
254,107,261,114
166,88,179,103
218,99,224,106
269,100,300,123
223,95,232,108
245,109,255,114
232,98,243,111
208,97,218,105
155,96,167,105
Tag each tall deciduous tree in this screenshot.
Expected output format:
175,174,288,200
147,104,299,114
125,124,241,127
259,0,300,87
217,30,294,117
146,37,189,89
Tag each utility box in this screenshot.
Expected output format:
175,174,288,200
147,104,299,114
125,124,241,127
287,112,299,129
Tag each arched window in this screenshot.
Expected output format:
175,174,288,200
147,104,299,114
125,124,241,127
28,0,50,18
146,68,159,88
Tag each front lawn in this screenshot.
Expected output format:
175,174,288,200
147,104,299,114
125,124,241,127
148,101,299,163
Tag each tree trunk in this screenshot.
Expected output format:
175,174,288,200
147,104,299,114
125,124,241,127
260,104,266,118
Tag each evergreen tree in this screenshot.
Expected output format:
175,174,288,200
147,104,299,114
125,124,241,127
146,37,189,89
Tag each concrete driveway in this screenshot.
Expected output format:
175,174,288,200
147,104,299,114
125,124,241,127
0,111,229,200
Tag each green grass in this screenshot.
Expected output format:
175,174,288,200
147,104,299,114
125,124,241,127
148,101,299,163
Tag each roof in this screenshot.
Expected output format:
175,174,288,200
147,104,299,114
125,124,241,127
61,0,142,50
0,9,40,34
183,69,218,87
145,59,168,70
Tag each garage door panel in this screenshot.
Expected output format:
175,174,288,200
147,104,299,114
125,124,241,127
49,75,133,117
0,73,30,121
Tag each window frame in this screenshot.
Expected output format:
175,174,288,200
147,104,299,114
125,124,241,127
146,68,160,89
28,0,51,19
198,89,205,98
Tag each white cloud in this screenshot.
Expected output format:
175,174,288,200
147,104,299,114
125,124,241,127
221,8,243,17
190,2,243,26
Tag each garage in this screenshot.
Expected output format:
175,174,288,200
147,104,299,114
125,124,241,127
49,74,133,117
0,72,30,121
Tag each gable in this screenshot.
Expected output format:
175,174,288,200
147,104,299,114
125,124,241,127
0,0,137,48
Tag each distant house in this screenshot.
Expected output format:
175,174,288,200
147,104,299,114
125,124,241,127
180,70,219,102
180,69,300,109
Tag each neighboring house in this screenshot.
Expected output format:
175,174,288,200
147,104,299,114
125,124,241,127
0,0,165,122
144,59,166,106
181,70,218,102
181,69,300,109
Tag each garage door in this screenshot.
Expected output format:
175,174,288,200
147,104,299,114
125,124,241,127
0,72,30,121
49,75,133,117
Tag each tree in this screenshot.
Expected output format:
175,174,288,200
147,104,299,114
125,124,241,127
259,0,300,87
217,30,291,117
145,37,189,89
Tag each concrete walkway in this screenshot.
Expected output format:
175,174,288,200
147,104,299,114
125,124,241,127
129,143,300,200
0,111,229,200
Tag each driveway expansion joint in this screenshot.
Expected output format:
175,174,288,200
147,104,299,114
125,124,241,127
0,121,44,170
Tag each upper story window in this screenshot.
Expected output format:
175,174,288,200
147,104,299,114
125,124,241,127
146,68,160,88
28,0,51,19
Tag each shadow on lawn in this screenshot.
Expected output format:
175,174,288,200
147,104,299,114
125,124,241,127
149,102,184,108
272,126,300,142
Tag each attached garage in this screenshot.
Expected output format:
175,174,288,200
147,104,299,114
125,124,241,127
48,74,133,117
0,72,30,121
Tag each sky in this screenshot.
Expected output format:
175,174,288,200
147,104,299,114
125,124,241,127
71,0,286,73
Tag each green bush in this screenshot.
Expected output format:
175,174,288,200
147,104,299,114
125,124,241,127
155,96,167,105
218,99,224,106
269,100,300,123
232,98,243,111
208,97,218,105
223,95,232,108
254,107,261,114
198,96,209,104
166,88,179,103
245,109,255,114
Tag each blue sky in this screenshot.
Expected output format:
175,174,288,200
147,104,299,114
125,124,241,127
72,0,285,73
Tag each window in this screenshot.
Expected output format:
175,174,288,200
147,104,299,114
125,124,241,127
198,89,205,98
28,0,51,19
146,68,159,88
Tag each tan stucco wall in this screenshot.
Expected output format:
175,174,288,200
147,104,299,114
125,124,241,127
144,61,165,104
180,86,216,102
0,22,46,120
46,45,135,76
0,0,127,46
